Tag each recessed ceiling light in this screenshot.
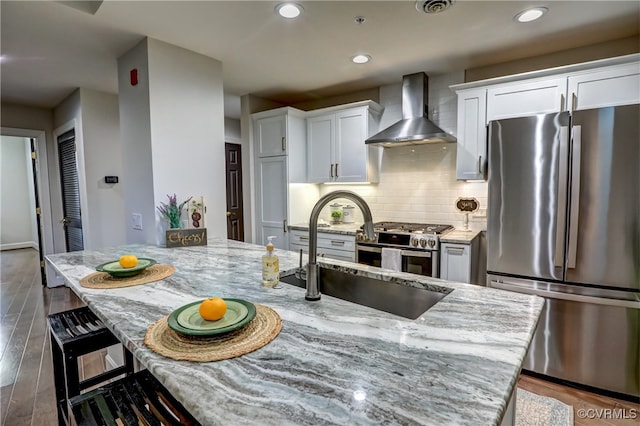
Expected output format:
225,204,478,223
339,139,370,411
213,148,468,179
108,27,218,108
275,3,303,19
352,54,371,64
514,7,547,23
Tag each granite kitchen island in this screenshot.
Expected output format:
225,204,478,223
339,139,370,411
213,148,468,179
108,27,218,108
46,238,544,425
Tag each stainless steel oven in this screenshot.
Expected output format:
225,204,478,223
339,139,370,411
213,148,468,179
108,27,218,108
355,222,453,278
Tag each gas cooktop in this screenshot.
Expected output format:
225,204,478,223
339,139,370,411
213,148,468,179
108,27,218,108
371,221,454,235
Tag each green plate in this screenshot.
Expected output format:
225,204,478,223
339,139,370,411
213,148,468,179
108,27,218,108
167,298,256,336
95,258,157,277
176,299,249,331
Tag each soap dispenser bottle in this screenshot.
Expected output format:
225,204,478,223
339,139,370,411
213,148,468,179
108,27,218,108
261,236,279,287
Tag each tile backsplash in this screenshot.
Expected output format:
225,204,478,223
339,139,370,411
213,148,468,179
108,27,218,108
317,71,488,230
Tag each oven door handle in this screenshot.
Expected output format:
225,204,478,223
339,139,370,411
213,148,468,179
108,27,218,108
399,250,432,258
356,245,382,254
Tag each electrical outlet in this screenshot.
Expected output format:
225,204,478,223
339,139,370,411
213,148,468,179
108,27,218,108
132,213,143,230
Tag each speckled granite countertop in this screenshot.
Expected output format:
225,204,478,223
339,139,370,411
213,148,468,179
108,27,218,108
46,238,543,426
289,222,361,235
440,229,482,244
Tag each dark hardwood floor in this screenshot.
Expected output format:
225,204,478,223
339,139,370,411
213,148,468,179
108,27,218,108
0,248,638,425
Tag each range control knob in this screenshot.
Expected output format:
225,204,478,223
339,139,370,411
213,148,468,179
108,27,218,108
428,239,436,248
419,238,427,248
356,233,363,241
410,237,419,247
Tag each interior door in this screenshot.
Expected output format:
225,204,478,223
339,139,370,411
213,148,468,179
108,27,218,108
57,129,84,252
565,104,640,289
487,112,570,281
29,138,46,285
225,143,244,241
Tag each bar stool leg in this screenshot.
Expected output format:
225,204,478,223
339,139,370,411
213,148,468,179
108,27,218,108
50,331,68,426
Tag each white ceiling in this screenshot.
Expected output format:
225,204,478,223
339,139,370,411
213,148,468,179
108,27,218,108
1,1,639,119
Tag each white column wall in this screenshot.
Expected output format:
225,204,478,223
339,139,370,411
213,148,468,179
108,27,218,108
118,38,226,245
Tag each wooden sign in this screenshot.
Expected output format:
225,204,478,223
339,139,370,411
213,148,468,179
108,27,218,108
455,197,479,213
166,228,207,248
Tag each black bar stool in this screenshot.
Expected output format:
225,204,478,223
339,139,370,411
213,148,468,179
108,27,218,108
48,306,135,426
69,369,201,425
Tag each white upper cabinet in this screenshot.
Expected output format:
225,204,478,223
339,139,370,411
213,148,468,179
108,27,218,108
255,114,287,157
452,54,639,181
567,63,640,110
486,77,567,122
306,101,382,183
306,113,334,182
456,88,487,180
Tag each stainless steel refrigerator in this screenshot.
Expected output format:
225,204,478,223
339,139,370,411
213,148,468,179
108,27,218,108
487,104,639,399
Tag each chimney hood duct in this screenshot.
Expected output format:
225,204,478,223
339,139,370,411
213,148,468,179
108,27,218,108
366,72,456,147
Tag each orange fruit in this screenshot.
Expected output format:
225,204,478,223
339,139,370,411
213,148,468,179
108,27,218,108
119,254,138,268
199,297,227,321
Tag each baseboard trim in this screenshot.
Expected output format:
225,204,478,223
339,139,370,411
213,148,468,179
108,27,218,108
0,241,38,251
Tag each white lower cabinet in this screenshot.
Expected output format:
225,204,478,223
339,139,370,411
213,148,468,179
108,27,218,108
440,242,473,284
289,230,355,262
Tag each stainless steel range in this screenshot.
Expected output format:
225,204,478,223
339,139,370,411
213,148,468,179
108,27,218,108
355,221,453,277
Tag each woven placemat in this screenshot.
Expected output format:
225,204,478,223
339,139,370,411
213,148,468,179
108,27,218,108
80,264,176,289
144,304,282,362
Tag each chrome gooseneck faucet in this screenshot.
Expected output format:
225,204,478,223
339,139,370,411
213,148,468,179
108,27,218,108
306,190,376,301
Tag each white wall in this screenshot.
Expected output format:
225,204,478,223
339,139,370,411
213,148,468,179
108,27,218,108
79,89,125,248
318,72,488,230
118,39,155,245
54,89,125,250
0,136,37,250
118,38,226,245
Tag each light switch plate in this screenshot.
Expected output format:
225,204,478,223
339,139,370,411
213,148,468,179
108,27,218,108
132,213,143,230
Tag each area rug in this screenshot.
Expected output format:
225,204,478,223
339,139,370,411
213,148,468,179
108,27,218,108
516,388,574,426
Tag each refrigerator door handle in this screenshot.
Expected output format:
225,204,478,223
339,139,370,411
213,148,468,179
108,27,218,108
554,126,570,268
489,279,640,309
567,125,582,269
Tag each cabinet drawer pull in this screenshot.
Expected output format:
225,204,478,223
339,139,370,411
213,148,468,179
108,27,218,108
446,247,465,255
281,137,286,152
330,240,345,246
299,236,309,241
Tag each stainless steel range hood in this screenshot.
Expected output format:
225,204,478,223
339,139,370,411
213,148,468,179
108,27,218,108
366,73,456,147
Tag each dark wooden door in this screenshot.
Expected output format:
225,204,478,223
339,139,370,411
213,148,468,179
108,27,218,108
225,143,244,241
57,129,84,252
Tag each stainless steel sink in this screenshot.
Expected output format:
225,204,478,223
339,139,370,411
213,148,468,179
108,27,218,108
280,268,449,319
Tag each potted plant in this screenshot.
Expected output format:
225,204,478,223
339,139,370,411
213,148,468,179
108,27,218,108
157,194,192,229
331,209,343,224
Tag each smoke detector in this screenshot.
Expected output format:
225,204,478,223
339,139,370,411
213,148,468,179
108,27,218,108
416,0,454,14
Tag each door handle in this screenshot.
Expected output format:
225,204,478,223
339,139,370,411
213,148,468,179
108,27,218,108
226,212,234,217
59,218,69,225
554,126,570,268
567,125,582,269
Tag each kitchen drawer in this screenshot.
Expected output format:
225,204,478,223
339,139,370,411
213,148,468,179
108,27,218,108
289,230,355,262
290,230,310,246
317,233,355,252
289,242,355,262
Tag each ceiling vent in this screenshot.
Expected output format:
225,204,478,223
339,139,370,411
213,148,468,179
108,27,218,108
416,0,454,14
